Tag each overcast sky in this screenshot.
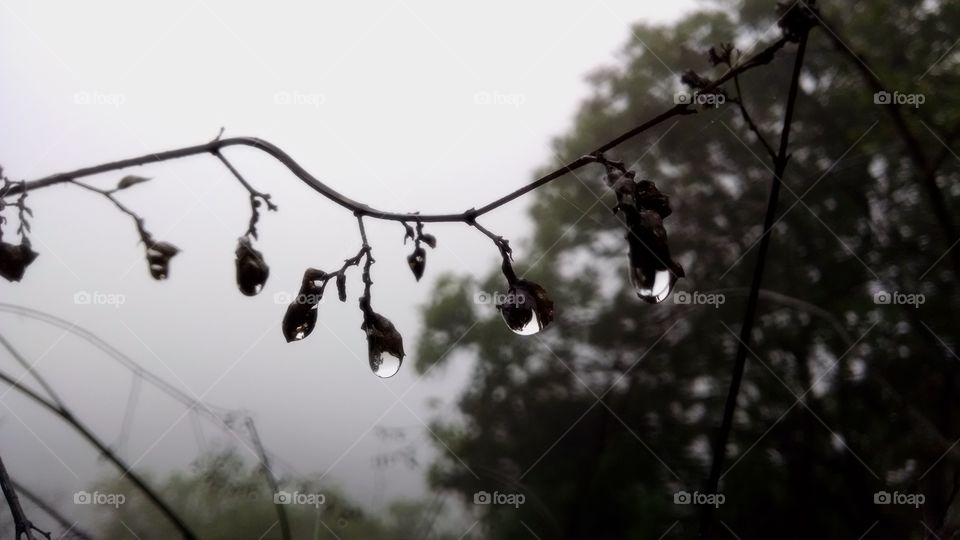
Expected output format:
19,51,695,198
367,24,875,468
0,0,697,528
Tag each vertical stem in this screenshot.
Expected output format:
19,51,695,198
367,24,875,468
245,418,291,540
0,452,44,540
699,23,811,538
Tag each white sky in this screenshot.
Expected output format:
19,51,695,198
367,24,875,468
0,0,697,530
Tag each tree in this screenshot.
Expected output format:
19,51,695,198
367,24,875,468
416,0,959,538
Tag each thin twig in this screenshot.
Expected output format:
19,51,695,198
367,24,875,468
9,479,94,540
4,37,790,226
245,418,290,540
700,13,812,539
0,452,49,540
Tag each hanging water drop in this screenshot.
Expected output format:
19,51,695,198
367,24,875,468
361,307,405,378
369,350,402,378
235,237,270,296
631,267,677,304
497,279,554,335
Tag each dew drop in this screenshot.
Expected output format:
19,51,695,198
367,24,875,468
370,351,402,378
633,268,676,304
502,310,544,336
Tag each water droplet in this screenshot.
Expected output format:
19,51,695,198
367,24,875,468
497,280,554,335
632,268,676,304
501,309,544,335
369,351,402,378
236,237,269,296
361,308,405,377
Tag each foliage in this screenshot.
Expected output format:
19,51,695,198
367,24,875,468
416,0,960,538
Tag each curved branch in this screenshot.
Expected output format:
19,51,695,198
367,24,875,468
3,37,789,225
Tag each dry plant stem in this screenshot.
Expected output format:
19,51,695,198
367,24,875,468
0,453,48,540
245,418,290,540
10,479,93,540
69,180,150,241
469,220,516,283
700,25,811,539
0,334,197,540
4,37,789,225
733,73,777,161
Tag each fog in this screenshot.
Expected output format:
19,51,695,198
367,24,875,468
0,0,694,527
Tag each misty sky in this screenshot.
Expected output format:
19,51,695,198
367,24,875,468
0,0,696,526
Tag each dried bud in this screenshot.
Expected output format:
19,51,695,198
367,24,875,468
407,246,426,281
681,70,712,90
145,241,179,280
235,237,269,296
708,43,735,67
361,306,405,378
0,240,38,282
620,181,684,303
336,273,347,302
497,279,555,335
282,268,326,342
282,294,319,342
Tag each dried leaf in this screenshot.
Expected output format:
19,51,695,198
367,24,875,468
407,246,426,281
0,240,38,282
336,273,347,302
235,237,269,296
145,241,179,280
117,175,152,190
282,294,319,342
420,233,437,249
361,309,405,377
